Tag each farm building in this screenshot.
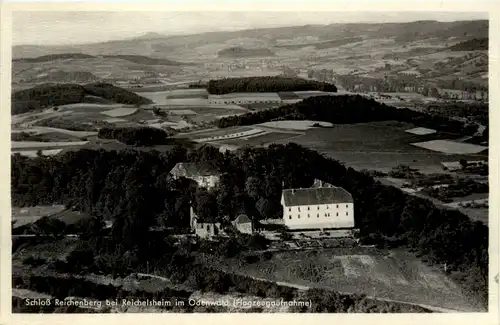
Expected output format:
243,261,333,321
189,206,223,238
169,162,221,189
207,93,282,105
281,184,355,231
218,144,239,153
231,214,253,234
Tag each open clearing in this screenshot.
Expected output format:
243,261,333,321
259,120,333,131
12,141,89,150
198,247,482,312
221,131,303,146
57,103,124,111
411,140,487,154
12,205,66,229
103,118,128,123
273,121,486,173
11,127,96,138
101,107,138,117
135,90,171,105
194,128,267,142
405,127,437,135
167,109,197,115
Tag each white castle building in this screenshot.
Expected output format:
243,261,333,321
281,180,355,231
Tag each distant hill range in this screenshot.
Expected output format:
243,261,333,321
13,53,186,66
12,20,488,59
448,38,488,51
275,37,363,50
26,71,100,83
218,47,275,58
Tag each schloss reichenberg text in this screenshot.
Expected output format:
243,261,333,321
24,298,312,309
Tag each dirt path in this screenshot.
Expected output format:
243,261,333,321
242,274,464,313
137,271,464,313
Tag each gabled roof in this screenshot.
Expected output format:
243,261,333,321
170,162,220,178
233,214,251,224
282,187,353,206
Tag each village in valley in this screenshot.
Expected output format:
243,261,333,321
9,12,490,314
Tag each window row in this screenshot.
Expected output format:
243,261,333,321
288,212,349,219
288,204,349,212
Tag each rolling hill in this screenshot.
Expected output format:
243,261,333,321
218,47,275,58
12,20,488,59
11,83,153,115
11,20,488,93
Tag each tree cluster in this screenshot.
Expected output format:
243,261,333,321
422,179,488,202
12,83,153,115
218,95,478,135
423,102,488,126
448,38,488,51
97,126,172,146
307,68,334,82
206,76,337,95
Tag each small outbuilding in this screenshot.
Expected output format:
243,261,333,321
231,214,253,234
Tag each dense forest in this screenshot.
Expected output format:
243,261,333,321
448,38,488,51
206,76,337,94
11,83,153,115
97,126,173,146
217,95,478,135
11,143,488,307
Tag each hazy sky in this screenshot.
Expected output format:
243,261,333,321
13,11,488,46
